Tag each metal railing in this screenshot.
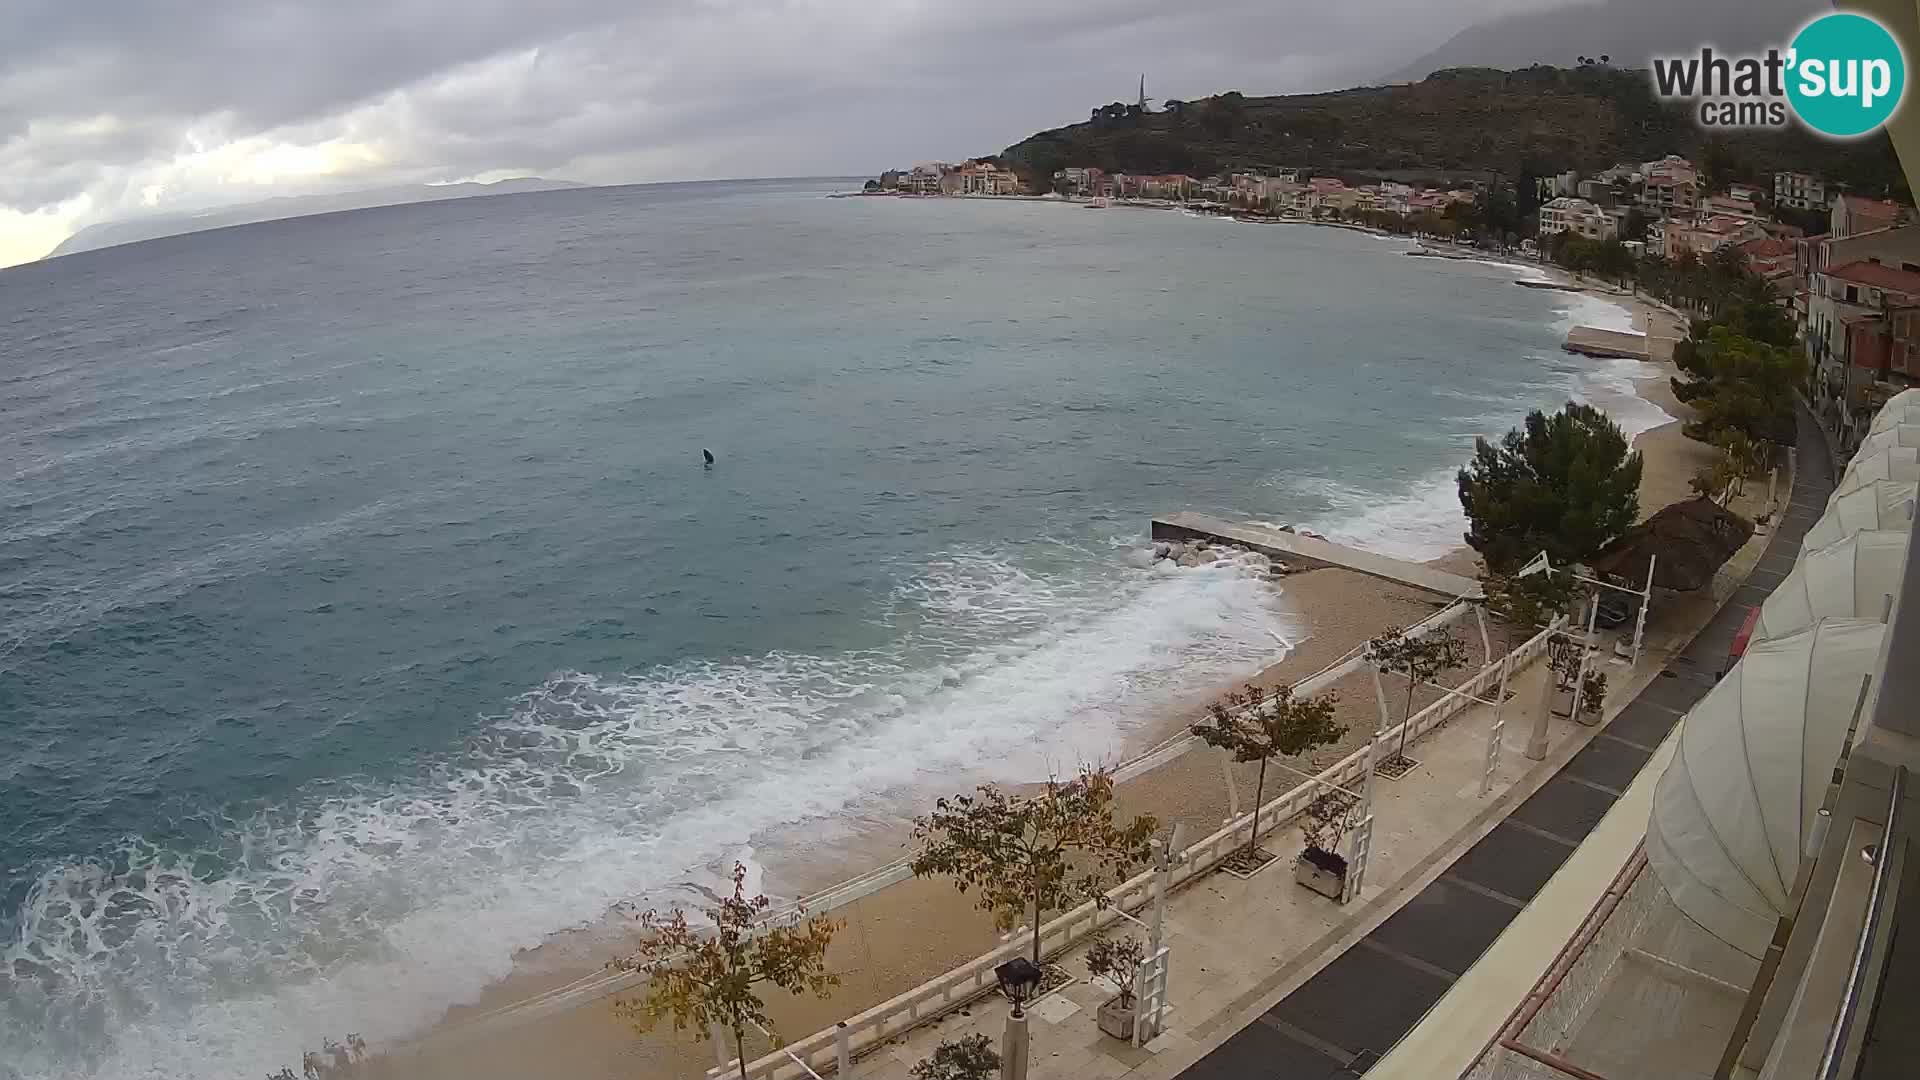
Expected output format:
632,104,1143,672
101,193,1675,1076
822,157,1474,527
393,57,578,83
1817,765,1908,1080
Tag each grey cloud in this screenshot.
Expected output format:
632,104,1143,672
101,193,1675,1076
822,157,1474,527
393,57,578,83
0,0,1575,238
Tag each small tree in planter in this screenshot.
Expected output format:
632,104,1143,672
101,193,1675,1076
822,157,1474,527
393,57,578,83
1546,630,1589,718
1579,669,1609,723
911,766,1158,971
1190,681,1343,873
609,863,841,1079
1085,935,1149,1040
1367,627,1472,770
911,1034,1000,1080
1481,570,1577,652
1296,788,1359,900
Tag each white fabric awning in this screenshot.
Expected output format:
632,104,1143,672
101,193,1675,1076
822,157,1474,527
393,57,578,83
1755,530,1908,642
1837,446,1920,496
1855,424,1920,458
1869,399,1920,433
1647,619,1887,957
1804,480,1917,549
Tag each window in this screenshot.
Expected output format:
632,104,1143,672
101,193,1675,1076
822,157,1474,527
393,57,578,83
1848,285,1860,303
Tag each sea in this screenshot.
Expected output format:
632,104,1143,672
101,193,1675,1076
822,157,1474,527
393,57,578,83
0,178,1665,1078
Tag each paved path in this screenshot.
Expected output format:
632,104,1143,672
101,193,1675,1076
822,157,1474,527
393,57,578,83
1151,513,1483,599
1170,407,1837,1079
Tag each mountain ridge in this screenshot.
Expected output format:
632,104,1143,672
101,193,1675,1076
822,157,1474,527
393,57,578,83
998,66,1906,199
1383,0,1821,84
47,177,586,259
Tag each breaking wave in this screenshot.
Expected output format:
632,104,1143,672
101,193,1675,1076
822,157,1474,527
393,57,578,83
0,548,1291,1079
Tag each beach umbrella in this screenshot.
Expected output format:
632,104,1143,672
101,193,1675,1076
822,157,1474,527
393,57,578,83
1835,445,1920,497
1804,479,1917,549
1854,424,1920,458
1754,529,1908,642
1646,618,1887,957
1589,496,1755,591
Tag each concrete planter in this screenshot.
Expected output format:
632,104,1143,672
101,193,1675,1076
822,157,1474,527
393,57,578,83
1097,995,1138,1041
1295,847,1348,901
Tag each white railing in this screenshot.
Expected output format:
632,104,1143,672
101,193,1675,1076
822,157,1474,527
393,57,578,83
712,616,1562,1080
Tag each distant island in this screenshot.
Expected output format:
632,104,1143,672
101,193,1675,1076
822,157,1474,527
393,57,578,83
47,177,586,259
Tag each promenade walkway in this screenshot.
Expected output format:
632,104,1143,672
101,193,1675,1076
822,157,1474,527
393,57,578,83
1165,407,1834,1079
836,422,1815,1080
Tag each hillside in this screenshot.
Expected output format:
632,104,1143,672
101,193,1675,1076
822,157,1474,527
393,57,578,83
1383,0,1819,85
1000,67,1905,199
48,177,585,259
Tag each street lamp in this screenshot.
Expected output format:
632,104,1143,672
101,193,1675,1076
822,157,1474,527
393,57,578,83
994,957,1043,1018
994,957,1044,1080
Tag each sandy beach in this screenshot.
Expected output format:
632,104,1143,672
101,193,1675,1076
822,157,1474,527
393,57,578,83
374,276,1712,1080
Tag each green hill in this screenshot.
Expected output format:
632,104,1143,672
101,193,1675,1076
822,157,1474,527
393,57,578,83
999,67,1905,200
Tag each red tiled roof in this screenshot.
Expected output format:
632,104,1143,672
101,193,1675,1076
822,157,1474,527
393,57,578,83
1738,237,1795,258
1827,259,1920,293
1839,194,1902,214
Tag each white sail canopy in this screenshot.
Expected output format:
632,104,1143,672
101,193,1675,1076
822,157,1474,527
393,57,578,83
1647,619,1887,957
1804,480,1917,549
1836,446,1920,496
1854,424,1920,458
1869,399,1920,434
1754,530,1908,642
1866,388,1920,426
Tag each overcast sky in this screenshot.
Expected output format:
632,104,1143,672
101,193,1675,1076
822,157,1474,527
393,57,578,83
0,0,1569,267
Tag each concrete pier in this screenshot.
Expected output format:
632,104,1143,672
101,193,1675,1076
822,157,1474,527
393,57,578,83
1563,325,1651,360
1151,511,1483,599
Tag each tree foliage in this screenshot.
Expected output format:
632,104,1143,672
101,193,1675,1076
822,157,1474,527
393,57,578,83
610,863,840,1079
1367,627,1472,760
1457,403,1643,574
911,1034,1002,1080
910,767,1158,965
1639,250,1793,333
1580,669,1609,718
1191,682,1343,858
1481,571,1578,648
1301,788,1358,856
1084,935,1148,1007
1672,326,1803,446
1544,231,1636,285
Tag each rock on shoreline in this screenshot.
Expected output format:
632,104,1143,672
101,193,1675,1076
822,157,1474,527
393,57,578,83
1152,539,1292,577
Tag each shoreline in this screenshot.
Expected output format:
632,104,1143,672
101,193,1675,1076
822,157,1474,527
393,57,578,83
386,270,1704,1079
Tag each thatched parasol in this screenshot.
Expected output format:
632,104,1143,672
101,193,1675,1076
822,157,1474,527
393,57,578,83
1590,497,1755,591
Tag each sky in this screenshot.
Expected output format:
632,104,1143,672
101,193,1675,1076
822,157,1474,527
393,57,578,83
0,0,1570,268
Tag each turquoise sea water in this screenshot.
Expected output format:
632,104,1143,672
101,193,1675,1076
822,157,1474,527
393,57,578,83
0,179,1659,1077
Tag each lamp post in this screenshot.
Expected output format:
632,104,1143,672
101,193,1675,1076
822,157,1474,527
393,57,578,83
994,957,1043,1080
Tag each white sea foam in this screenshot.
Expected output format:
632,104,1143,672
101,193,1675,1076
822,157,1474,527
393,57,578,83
1551,290,1642,337
0,549,1293,1080
1288,291,1674,566
1289,469,1474,562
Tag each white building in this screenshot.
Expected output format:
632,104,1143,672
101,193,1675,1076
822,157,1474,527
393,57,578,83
1538,196,1616,241
1774,170,1829,211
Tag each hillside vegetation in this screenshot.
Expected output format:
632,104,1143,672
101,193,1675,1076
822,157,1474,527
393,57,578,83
1000,67,1905,198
